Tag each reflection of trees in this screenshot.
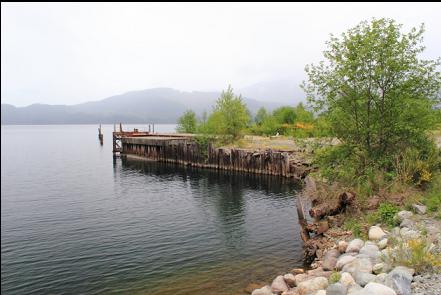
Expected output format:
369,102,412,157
118,158,299,252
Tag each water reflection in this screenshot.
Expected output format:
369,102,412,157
119,157,301,259
2,125,304,295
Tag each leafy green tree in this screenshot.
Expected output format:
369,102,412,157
303,18,441,160
293,103,314,123
206,85,250,139
176,110,197,133
272,106,297,124
254,107,269,126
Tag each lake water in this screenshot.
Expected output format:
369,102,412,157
1,125,304,295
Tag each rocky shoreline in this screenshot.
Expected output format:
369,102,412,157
249,206,441,295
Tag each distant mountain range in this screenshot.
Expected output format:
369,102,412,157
1,87,293,124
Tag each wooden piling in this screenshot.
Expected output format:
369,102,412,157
119,135,311,179
98,124,103,145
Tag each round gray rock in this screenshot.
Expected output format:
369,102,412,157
346,239,364,253
362,282,397,295
271,275,289,294
354,272,377,287
326,282,347,295
396,211,413,223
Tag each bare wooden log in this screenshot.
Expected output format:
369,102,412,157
296,197,310,242
309,191,356,219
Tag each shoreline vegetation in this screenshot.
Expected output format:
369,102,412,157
173,18,441,294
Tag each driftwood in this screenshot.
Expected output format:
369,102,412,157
306,220,329,235
309,191,355,219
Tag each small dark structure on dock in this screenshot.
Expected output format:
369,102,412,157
112,123,150,157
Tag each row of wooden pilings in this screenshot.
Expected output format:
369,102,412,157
120,137,309,178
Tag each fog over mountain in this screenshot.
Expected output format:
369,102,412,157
1,87,287,124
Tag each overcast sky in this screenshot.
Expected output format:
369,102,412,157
1,2,440,106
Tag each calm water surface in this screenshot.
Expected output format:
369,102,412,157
1,125,304,295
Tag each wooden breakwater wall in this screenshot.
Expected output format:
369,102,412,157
121,135,311,179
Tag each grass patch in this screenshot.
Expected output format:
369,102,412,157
342,215,369,240
384,238,441,274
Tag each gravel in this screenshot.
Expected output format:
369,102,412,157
411,273,441,295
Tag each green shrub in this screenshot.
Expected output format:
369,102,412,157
176,110,197,133
314,144,360,183
395,144,441,186
377,203,400,227
329,271,341,283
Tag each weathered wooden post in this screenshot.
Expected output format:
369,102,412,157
98,124,103,145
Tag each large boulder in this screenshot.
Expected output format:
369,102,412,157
354,272,377,287
346,239,364,253
271,275,289,294
251,285,273,295
326,282,347,295
336,254,357,270
347,283,363,295
399,219,414,229
297,277,329,295
396,211,413,223
360,282,397,295
369,226,387,241
342,258,373,276
322,249,340,270
283,273,296,287
384,266,414,295
359,244,381,264
294,273,314,286
339,272,355,287
412,204,427,214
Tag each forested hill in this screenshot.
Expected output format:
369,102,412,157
1,88,285,124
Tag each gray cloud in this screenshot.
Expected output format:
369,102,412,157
1,3,440,106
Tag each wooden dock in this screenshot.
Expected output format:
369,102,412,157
118,133,311,179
